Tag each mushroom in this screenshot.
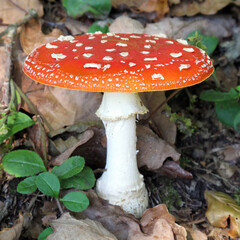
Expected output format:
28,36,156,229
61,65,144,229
23,33,214,218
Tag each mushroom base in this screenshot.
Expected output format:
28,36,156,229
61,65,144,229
96,176,148,218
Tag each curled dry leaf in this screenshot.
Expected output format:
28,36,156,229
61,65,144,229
220,27,240,63
111,0,169,18
40,201,58,227
138,204,187,240
0,213,32,240
159,160,193,179
137,125,180,171
48,213,117,240
215,64,238,91
0,0,43,24
223,144,240,163
170,0,240,16
28,120,49,161
109,15,144,34
75,190,187,240
144,16,236,39
205,190,240,238
51,129,95,166
72,127,107,169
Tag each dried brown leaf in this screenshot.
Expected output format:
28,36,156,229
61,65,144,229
28,120,48,160
20,18,62,55
75,190,137,240
40,201,58,227
159,160,192,179
0,0,43,24
64,18,88,36
51,129,95,166
75,191,187,240
48,213,117,240
144,16,236,39
72,127,107,169
215,64,238,91
140,91,176,144
170,0,240,16
111,0,169,19
223,144,240,162
137,125,180,171
109,15,144,34
0,213,31,240
205,190,240,238
129,219,175,240
139,205,187,240
184,225,207,240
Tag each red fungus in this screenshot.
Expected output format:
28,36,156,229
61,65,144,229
23,33,214,218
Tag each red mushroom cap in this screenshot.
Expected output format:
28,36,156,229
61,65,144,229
23,33,214,92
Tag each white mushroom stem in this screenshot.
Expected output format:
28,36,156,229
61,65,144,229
96,92,149,218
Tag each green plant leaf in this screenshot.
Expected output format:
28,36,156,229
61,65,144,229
51,156,85,180
62,0,111,19
88,20,109,33
236,85,240,92
0,112,35,144
17,176,37,194
200,88,239,102
60,191,89,212
38,227,53,240
2,150,46,177
36,172,60,197
187,30,219,55
61,166,96,190
215,101,240,131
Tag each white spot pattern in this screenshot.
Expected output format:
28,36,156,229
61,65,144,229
51,53,66,60
46,43,58,49
170,52,182,58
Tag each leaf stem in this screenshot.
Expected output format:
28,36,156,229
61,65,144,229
13,81,52,166
55,198,64,215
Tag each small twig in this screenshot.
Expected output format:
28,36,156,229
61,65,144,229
0,8,38,112
0,9,38,38
55,198,64,215
26,195,38,211
0,27,16,111
13,81,53,131
186,217,206,225
145,88,182,122
8,0,27,13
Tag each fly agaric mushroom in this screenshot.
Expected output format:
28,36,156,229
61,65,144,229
23,32,214,218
